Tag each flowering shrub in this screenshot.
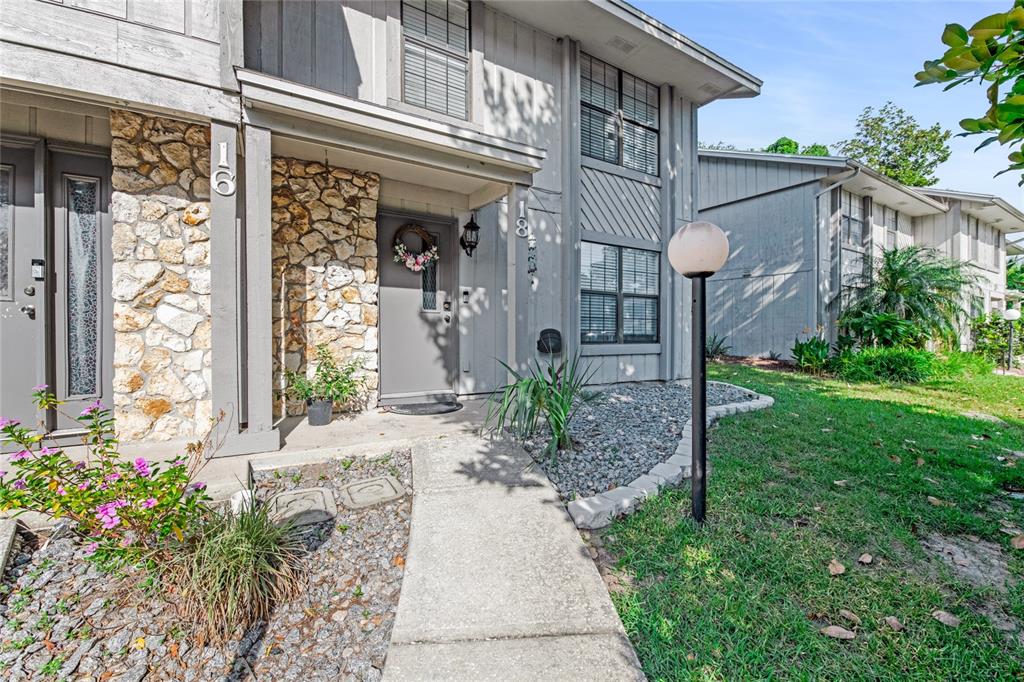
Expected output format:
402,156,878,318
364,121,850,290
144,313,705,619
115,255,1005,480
0,387,211,567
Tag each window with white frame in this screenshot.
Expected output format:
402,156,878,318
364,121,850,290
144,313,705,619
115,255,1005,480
969,216,980,261
883,206,899,249
840,190,867,247
580,241,660,344
401,0,469,119
580,53,660,176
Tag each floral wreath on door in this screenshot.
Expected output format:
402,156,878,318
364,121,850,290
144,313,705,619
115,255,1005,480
392,223,440,272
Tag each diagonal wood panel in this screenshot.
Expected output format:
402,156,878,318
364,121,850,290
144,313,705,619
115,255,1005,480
580,166,661,243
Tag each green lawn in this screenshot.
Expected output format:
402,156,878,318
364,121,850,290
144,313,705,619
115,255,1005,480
605,365,1024,681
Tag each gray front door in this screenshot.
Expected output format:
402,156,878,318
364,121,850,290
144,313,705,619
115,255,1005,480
0,143,112,437
378,213,457,403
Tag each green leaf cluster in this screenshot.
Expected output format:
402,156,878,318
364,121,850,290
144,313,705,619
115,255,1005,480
835,102,951,187
763,137,830,156
917,2,1024,183
285,344,364,406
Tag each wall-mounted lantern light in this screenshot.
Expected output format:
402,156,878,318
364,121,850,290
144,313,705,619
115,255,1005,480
667,220,730,524
460,213,481,257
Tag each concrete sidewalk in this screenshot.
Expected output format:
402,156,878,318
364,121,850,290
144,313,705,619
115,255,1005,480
384,435,645,681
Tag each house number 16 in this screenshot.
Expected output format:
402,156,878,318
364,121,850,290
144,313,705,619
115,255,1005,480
213,142,236,196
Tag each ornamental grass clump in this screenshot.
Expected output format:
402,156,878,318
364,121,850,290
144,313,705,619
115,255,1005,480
486,353,597,457
0,387,210,568
167,503,302,641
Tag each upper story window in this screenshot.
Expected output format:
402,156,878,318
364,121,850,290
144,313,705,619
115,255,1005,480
883,206,899,249
995,232,1002,269
968,216,980,261
580,53,660,176
580,241,660,344
840,190,867,247
401,0,469,119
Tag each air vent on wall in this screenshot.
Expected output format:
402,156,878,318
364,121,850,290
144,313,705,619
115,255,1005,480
606,35,637,54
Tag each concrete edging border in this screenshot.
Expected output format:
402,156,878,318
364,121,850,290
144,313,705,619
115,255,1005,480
566,383,775,529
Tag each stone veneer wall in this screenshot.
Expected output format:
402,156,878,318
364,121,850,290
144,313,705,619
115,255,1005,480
109,110,212,441
271,157,380,417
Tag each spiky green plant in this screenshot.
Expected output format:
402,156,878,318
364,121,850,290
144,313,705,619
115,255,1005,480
842,246,977,342
168,504,302,641
486,353,598,457
1008,257,1023,291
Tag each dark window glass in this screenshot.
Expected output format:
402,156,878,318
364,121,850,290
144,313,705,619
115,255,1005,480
402,0,469,118
841,190,866,247
580,241,659,344
580,53,660,176
66,177,100,396
0,166,11,300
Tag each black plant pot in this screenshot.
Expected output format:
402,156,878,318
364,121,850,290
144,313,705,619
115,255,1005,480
306,399,333,426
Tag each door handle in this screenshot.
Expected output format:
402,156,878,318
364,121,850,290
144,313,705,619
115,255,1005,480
20,305,35,319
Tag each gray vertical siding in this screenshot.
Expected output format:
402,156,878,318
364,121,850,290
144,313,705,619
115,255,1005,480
699,155,830,210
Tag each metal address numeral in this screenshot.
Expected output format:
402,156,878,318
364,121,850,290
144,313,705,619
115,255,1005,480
213,142,236,197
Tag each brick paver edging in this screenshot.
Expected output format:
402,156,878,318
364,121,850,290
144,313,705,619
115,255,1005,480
566,382,774,529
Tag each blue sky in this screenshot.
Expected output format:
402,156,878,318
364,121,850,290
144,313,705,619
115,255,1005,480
633,0,1024,209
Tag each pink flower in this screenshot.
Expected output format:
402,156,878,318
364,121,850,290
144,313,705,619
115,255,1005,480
79,400,104,417
9,450,31,462
113,499,129,509
0,470,6,478
38,447,55,456
141,498,157,509
12,479,27,490
32,384,48,392
133,458,151,478
78,482,90,491
74,461,86,471
94,501,121,530
0,418,20,428
83,542,98,556
105,473,120,483
57,486,67,496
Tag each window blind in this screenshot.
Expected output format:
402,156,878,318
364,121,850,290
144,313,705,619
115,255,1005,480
402,0,469,119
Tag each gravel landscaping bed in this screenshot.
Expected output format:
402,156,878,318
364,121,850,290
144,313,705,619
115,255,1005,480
524,382,757,499
0,449,412,681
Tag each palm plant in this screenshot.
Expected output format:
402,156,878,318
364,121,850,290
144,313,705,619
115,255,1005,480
841,246,976,342
1009,257,1023,292
486,353,597,457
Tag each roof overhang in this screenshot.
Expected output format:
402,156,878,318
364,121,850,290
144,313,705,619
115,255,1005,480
1008,237,1024,256
698,148,848,169
485,0,761,104
842,164,949,218
922,188,1024,233
237,69,546,207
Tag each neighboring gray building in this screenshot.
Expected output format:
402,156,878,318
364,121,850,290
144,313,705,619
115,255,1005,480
0,1,760,455
697,149,1024,358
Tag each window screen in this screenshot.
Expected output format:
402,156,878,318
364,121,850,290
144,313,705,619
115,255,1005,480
840,190,866,247
0,166,11,301
969,216,980,261
402,0,469,118
580,53,660,176
580,241,659,344
884,206,898,250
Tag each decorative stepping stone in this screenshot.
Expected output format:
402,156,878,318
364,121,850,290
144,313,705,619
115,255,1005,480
266,488,338,527
337,476,406,509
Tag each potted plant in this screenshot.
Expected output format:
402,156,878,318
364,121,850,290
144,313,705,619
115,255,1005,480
286,345,364,426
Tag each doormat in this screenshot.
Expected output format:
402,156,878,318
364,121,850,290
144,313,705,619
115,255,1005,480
385,402,463,416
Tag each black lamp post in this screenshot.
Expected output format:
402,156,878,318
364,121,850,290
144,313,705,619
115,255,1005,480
460,213,481,257
667,221,730,524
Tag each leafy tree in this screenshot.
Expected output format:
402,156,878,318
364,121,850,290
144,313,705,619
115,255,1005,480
916,2,1024,183
764,137,830,156
835,102,952,186
841,246,977,341
801,143,830,156
1009,257,1024,290
765,136,800,154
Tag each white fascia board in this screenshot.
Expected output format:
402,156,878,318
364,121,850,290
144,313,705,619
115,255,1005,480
697,148,848,169
0,41,238,122
237,69,546,175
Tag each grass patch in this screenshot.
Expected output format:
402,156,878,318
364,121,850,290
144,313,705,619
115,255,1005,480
605,365,1024,680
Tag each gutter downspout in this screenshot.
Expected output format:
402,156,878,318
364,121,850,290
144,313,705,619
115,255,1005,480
813,165,860,330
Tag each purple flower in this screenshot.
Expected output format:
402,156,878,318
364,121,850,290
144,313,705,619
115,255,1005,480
0,471,6,478
0,418,21,429
113,499,129,509
141,497,157,509
32,384,48,392
105,473,121,483
57,486,67,496
38,447,55,457
133,458,151,478
9,450,31,462
79,400,104,417
78,482,90,491
83,542,98,556
74,461,86,471
94,501,121,530
190,481,206,492
12,479,27,490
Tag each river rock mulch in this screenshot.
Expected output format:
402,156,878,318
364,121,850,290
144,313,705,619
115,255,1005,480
0,449,412,682
523,382,758,500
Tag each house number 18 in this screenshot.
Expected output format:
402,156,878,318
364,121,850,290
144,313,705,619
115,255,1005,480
213,141,236,196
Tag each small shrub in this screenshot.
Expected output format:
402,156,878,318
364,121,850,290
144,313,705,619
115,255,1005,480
839,310,924,348
0,388,211,568
705,333,732,360
971,312,1023,363
486,353,597,457
833,347,936,383
286,344,364,407
791,330,831,374
168,504,302,641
